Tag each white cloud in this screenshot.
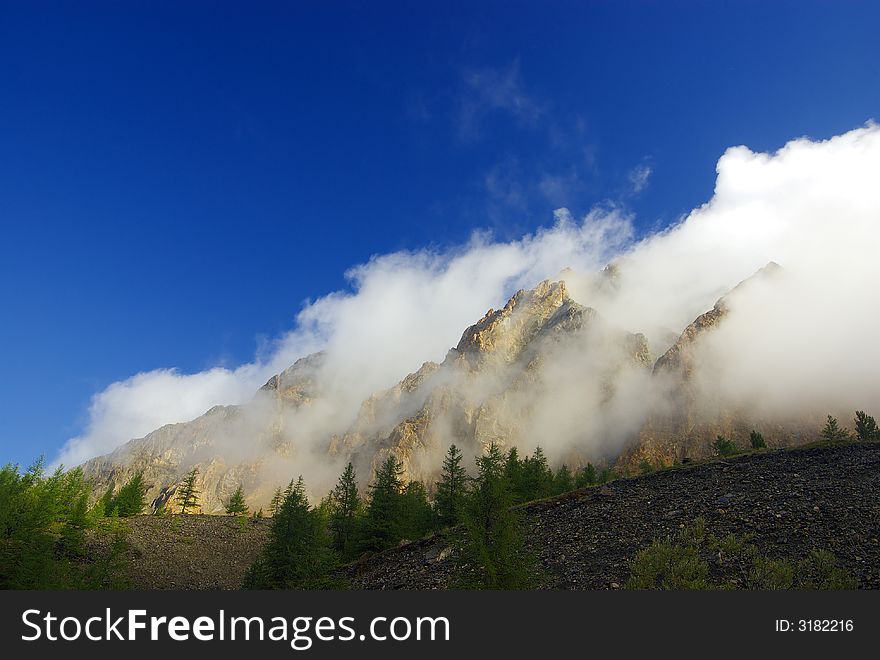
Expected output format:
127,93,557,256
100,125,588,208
458,61,544,139
627,163,652,193
54,367,262,468
56,122,880,470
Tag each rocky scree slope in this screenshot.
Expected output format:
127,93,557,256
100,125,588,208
344,442,880,589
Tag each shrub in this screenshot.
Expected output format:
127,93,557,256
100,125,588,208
749,556,795,589
713,435,738,457
628,518,856,590
749,430,766,450
626,538,709,590
796,550,858,589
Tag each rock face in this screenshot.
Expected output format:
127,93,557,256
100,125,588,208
621,261,821,470
80,262,826,512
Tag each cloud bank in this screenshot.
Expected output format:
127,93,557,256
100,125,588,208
55,122,880,470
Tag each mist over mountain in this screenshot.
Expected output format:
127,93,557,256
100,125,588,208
75,124,880,511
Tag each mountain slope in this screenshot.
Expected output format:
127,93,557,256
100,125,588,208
344,441,880,589
81,264,827,513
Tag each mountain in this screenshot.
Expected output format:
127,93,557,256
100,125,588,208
80,263,820,513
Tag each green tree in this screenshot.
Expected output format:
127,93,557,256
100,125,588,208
854,411,879,441
360,455,405,552
713,435,738,457
455,443,535,589
435,444,469,527
510,446,552,503
0,459,129,589
113,472,147,517
576,463,597,488
597,466,617,484
328,463,361,559
749,430,766,449
176,468,200,514
99,484,116,516
244,476,338,589
225,485,249,516
820,415,850,442
399,481,436,540
269,487,283,517
552,464,574,494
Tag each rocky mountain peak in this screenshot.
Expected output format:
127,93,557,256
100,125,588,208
452,279,571,366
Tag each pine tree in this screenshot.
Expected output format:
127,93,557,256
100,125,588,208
113,472,147,516
504,447,524,502
749,430,767,449
553,464,574,494
455,443,535,589
269,487,283,517
244,476,338,589
176,468,200,514
517,447,552,501
598,466,616,484
435,444,469,527
328,463,361,559
821,415,850,442
854,411,880,441
713,435,738,456
99,484,116,516
576,463,597,488
399,481,436,540
225,485,249,516
361,455,405,552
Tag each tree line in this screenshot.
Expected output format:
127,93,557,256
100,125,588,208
0,459,129,589
4,408,876,589
244,443,617,589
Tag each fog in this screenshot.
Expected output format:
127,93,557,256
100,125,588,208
55,123,880,490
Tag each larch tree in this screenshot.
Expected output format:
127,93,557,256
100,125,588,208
176,468,200,514
434,444,469,527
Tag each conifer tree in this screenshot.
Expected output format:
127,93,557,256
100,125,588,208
749,430,767,449
176,468,200,514
99,484,116,516
553,464,574,495
244,476,338,589
821,415,850,442
113,472,147,517
455,442,535,588
328,462,361,559
598,466,616,484
361,455,405,552
225,485,249,516
504,447,524,502
854,411,880,441
435,444,469,527
269,487,283,517
518,447,552,501
399,480,436,540
576,462,597,488
1,460,128,589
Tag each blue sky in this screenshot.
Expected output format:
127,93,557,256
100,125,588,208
1,1,878,466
